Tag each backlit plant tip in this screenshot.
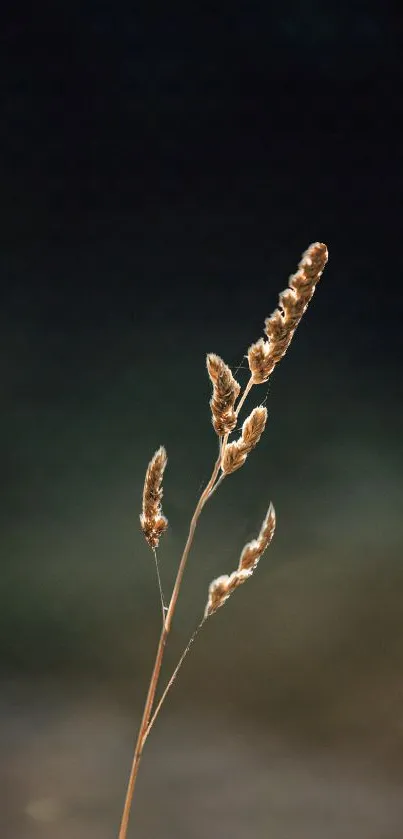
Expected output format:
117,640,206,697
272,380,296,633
206,353,241,436
238,502,276,572
248,242,328,384
221,405,267,474
204,502,276,618
140,445,168,549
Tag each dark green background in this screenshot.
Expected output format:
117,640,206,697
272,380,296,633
1,1,402,836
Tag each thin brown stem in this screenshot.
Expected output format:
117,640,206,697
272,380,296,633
143,617,206,746
117,240,328,838
117,449,222,839
140,378,257,749
152,547,167,624
207,470,226,500
234,374,254,424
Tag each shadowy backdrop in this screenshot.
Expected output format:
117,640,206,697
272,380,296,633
1,2,402,837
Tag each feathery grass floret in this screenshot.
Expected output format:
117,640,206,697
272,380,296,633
139,445,168,549
204,501,277,617
248,241,328,384
206,352,241,435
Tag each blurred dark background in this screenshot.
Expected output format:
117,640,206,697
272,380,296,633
1,1,403,837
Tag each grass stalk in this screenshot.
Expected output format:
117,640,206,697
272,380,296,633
117,241,328,837
118,450,222,839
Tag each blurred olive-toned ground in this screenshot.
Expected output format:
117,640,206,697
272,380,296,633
1,322,402,837
2,682,403,839
2,1,403,834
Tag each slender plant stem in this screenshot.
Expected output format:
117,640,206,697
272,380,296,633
118,376,254,839
117,450,222,839
233,374,254,427
141,377,256,746
152,547,167,623
206,471,226,500
143,617,206,746
141,379,256,740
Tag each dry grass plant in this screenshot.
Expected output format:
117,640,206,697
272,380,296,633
118,241,328,838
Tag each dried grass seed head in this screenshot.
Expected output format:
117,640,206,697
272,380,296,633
238,502,276,572
220,405,267,475
204,502,276,617
140,445,168,549
248,242,328,384
240,405,267,453
221,441,247,475
204,569,252,618
206,353,241,436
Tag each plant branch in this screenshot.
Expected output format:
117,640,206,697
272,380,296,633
143,617,206,746
152,547,167,624
117,448,222,839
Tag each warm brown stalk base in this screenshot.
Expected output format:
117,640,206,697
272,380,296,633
117,451,222,839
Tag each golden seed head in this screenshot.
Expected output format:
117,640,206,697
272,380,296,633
205,353,223,384
221,441,247,475
248,242,328,384
289,241,328,292
204,574,231,617
240,405,267,453
238,502,276,572
220,405,267,475
204,503,276,618
247,338,276,385
207,353,241,436
204,569,252,618
140,445,168,549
